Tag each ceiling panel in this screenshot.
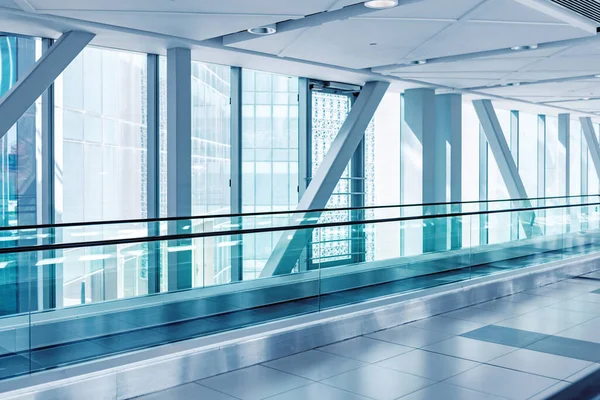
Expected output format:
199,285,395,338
44,10,283,41
409,21,591,60
480,81,595,96
525,55,600,72
234,18,451,69
390,57,543,73
27,0,338,15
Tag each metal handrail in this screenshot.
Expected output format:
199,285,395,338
0,199,598,255
0,194,597,232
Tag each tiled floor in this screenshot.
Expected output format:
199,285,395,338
134,273,600,400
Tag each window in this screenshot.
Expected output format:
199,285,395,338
54,46,148,306
241,70,299,279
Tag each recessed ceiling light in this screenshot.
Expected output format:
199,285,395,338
583,97,591,101
364,0,398,9
405,60,427,65
595,74,600,78
511,44,538,51
370,42,377,46
247,25,276,35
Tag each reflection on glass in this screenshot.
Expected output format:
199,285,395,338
55,46,148,306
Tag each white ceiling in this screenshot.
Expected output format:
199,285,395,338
3,0,600,117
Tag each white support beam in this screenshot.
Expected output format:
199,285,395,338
260,81,390,277
222,1,422,47
473,99,541,238
581,117,600,184
0,30,94,139
167,47,193,290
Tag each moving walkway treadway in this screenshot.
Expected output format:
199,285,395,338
0,195,598,388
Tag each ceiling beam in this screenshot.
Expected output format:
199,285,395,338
221,0,424,46
371,34,599,74
512,0,598,34
463,72,600,91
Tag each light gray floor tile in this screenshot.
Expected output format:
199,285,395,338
135,383,237,400
199,365,310,400
502,293,560,306
557,324,600,344
318,336,412,363
495,315,580,335
442,307,514,325
580,315,600,328
446,364,558,400
366,325,452,348
422,336,516,362
407,316,485,335
264,382,370,400
524,287,578,299
377,349,478,380
263,350,364,381
565,363,600,383
474,299,542,315
398,382,506,400
527,381,571,400
321,365,435,400
545,282,592,293
521,306,597,324
571,293,600,304
488,348,593,380
549,299,600,315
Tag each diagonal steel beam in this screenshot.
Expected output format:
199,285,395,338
473,99,542,238
222,0,423,46
0,30,94,139
260,80,390,277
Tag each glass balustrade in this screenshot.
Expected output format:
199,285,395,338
0,197,598,379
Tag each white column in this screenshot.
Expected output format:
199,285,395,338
167,47,192,290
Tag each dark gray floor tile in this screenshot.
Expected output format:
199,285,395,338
527,336,600,362
461,325,548,348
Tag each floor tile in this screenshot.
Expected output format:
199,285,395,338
442,307,514,325
549,299,600,315
321,365,435,400
495,315,580,335
474,299,541,315
524,287,578,299
263,350,364,381
318,336,412,363
264,382,370,400
565,363,600,383
521,306,596,325
571,293,600,304
489,348,593,380
407,316,485,335
377,349,478,380
446,364,558,400
422,336,516,362
556,324,600,344
398,382,506,400
199,365,310,400
501,293,560,307
527,381,571,400
135,383,237,400
461,325,548,348
526,336,600,362
366,325,452,348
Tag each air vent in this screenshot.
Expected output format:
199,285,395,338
551,0,600,24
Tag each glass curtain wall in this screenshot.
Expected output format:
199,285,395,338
241,69,299,279
0,36,41,315
54,46,148,306
190,61,231,287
